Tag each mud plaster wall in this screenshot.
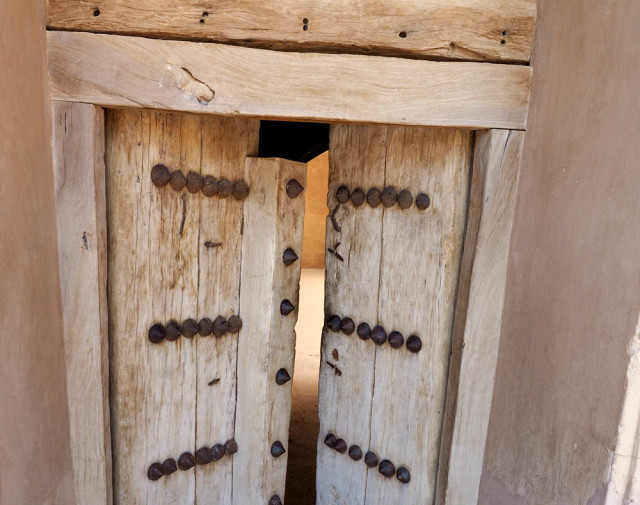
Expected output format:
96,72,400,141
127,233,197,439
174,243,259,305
0,0,73,503
479,0,640,503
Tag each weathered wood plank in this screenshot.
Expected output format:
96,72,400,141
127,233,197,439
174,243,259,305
444,129,525,505
234,158,306,504
52,101,111,505
47,31,532,130
47,0,536,63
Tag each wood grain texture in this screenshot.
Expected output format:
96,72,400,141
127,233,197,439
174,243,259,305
234,158,306,504
444,129,525,505
47,31,532,130
52,101,111,505
47,0,536,63
317,125,472,505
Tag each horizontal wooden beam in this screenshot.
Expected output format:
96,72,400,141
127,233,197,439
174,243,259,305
47,31,531,130
47,0,536,63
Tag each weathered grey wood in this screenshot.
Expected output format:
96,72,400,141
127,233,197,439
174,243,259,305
234,158,307,504
47,31,532,130
52,101,111,505
47,0,536,63
444,129,525,505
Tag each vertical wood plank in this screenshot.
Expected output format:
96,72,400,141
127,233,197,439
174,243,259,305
444,130,525,505
234,158,307,504
195,116,259,504
52,101,111,505
317,124,387,505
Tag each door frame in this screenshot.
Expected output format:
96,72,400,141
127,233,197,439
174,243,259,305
50,32,527,505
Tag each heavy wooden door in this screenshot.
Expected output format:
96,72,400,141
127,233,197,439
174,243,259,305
317,124,472,505
106,109,306,505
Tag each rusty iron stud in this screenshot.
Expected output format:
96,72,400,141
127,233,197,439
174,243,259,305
211,444,225,461
350,188,365,207
148,323,166,344
178,452,195,471
370,325,387,345
324,433,337,449
286,179,305,198
396,466,411,484
217,178,232,198
406,335,423,353
227,315,243,333
340,317,355,335
379,459,396,478
334,439,347,453
282,248,299,266
162,458,178,475
170,170,186,191
270,441,286,458
150,164,171,187
224,439,238,456
198,317,214,337
348,445,363,461
165,321,182,342
195,447,213,465
201,175,218,197
336,185,350,204
366,187,382,208
147,462,164,481
186,171,203,193
357,322,372,340
381,186,398,207
269,495,283,505
213,316,229,337
388,330,404,349
325,314,342,333
182,318,199,338
416,193,431,210
275,368,292,385
280,299,295,316
232,180,250,200
397,189,414,209
364,451,379,468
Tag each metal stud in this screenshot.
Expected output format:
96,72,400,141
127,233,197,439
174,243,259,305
366,187,382,208
364,451,379,468
232,180,250,200
416,193,431,210
213,316,229,337
388,330,404,349
186,171,203,193
198,318,213,337
150,164,171,187
406,335,423,353
324,433,337,449
336,185,350,204
379,459,396,478
381,186,398,207
224,439,238,455
280,299,295,316
340,317,355,335
325,314,342,332
370,325,387,345
396,466,411,484
397,189,414,209
357,322,371,340
147,462,164,481
201,175,218,197
334,439,347,453
275,368,292,385
217,178,232,198
286,179,305,198
162,458,177,475
270,441,286,458
350,188,365,207
211,444,225,461
282,248,299,266
182,318,199,338
227,315,243,333
348,445,363,461
165,321,182,342
268,495,283,505
178,452,195,471
195,447,213,465
170,170,186,191
148,323,166,344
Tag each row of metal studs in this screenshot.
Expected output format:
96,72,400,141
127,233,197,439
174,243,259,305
150,164,250,200
335,184,431,210
147,315,242,344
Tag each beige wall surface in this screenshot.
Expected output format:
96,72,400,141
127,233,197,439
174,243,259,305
302,151,329,269
0,1,73,504
479,0,640,503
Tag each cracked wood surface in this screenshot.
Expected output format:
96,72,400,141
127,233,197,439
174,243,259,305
47,0,536,63
47,31,532,130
